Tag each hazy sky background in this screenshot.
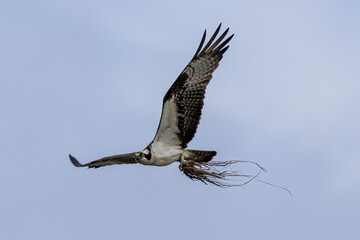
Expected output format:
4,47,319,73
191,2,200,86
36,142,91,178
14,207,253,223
1,0,359,239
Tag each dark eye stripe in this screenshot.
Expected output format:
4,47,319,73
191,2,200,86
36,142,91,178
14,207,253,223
145,152,151,160
144,145,152,160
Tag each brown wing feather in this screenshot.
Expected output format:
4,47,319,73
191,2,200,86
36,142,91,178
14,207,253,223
157,24,233,148
69,153,137,169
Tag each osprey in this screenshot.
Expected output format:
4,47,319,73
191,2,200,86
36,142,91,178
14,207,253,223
69,24,265,187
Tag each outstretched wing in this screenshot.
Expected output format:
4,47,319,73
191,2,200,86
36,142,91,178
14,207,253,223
153,24,233,148
69,152,137,169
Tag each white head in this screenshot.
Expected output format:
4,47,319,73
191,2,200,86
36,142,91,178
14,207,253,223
135,148,152,163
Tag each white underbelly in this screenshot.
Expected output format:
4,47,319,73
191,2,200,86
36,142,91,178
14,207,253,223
151,142,183,166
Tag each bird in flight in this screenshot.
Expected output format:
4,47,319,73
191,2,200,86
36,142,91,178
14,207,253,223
69,24,266,187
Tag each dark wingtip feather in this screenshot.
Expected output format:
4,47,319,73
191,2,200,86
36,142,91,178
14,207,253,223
219,45,229,55
217,23,222,32
69,154,85,167
205,27,230,54
198,24,223,56
193,29,207,59
215,34,234,52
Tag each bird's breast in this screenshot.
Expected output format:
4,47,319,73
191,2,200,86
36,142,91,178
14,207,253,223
149,142,183,166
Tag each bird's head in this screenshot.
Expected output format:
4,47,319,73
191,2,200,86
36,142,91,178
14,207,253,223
135,148,152,162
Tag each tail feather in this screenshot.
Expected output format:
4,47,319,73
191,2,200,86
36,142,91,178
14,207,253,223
184,150,217,162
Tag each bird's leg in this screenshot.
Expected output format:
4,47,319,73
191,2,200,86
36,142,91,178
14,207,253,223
179,154,186,171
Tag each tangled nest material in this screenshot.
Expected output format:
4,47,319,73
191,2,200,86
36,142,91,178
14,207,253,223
180,159,292,195
180,159,266,188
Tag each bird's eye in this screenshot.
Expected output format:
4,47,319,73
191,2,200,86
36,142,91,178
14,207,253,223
140,152,144,157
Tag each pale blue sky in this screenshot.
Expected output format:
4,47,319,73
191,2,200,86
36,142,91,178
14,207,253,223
1,0,359,239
